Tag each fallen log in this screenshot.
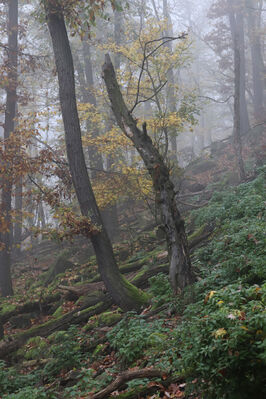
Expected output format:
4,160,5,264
0,296,112,360
88,368,165,399
130,264,169,288
189,224,215,251
0,293,61,324
57,282,104,298
58,264,169,299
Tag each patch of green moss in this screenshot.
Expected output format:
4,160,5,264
87,274,101,283
92,343,105,357
84,310,122,331
188,223,207,244
75,291,104,308
99,311,122,325
17,336,48,360
121,276,150,308
0,303,16,316
52,305,63,318
130,266,149,283
77,302,104,317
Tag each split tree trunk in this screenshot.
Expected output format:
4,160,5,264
0,0,18,297
45,0,148,311
103,54,195,292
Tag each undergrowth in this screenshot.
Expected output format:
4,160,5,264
0,168,265,398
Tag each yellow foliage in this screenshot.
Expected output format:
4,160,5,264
213,328,227,338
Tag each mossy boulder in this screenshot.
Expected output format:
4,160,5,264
84,310,122,331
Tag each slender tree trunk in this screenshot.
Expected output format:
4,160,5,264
103,54,195,293
228,1,250,135
0,0,18,297
79,39,120,240
81,40,104,177
245,0,265,121
232,18,246,180
163,0,177,157
13,177,23,253
45,1,148,311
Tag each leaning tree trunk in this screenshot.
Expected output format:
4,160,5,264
82,38,120,240
45,0,148,311
80,40,104,177
103,54,195,293
0,0,18,297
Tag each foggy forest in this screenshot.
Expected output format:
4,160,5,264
0,0,265,398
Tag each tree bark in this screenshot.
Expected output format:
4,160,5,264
232,30,246,181
45,0,148,311
163,0,178,157
81,40,104,177
228,3,246,180
245,0,265,122
13,176,23,253
76,39,120,240
102,54,195,293
0,0,18,297
228,1,250,135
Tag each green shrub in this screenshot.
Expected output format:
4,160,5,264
149,273,172,307
0,361,39,396
107,312,167,365
43,326,83,379
193,169,266,291
2,386,52,399
177,283,266,399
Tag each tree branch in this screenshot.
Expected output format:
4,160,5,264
130,34,187,113
88,368,165,399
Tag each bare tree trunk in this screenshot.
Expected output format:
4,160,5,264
79,39,120,240
81,40,104,177
45,1,148,311
13,177,23,254
103,54,195,293
245,0,265,122
232,16,246,180
0,0,18,297
163,0,178,157
228,1,250,135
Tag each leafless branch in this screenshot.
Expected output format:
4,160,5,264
130,34,187,113
199,95,234,104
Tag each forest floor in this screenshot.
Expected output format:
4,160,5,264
0,134,265,399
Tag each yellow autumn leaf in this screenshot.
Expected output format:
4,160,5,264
213,328,227,338
204,290,216,303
